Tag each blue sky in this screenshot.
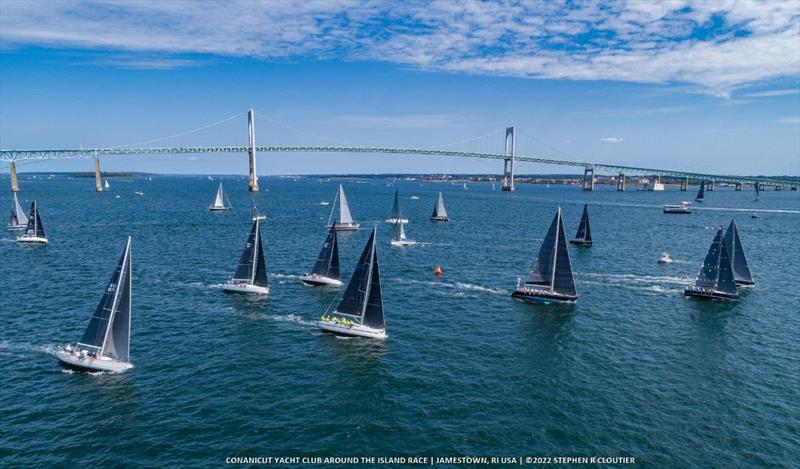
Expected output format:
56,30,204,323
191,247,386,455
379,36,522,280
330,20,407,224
1,0,798,176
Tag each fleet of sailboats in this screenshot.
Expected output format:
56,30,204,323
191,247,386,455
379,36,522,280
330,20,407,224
300,225,342,287
56,237,134,373
512,208,577,304
319,227,386,339
223,218,269,295
430,192,448,222
8,192,28,230
385,189,409,224
327,184,359,231
208,182,232,211
568,204,592,246
16,201,47,244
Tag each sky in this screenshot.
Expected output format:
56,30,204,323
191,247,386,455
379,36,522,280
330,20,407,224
1,0,798,176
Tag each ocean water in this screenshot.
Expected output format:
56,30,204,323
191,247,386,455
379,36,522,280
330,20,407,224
1,175,798,467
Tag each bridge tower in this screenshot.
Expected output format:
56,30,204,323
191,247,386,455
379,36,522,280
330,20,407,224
501,126,515,191
93,151,103,192
617,173,625,191
583,166,595,191
9,161,20,192
248,109,259,192
680,177,688,191
735,182,742,191
707,180,715,191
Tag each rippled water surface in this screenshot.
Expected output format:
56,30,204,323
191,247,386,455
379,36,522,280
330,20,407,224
1,175,799,466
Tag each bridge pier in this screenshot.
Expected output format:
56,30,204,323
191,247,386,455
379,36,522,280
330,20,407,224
9,161,20,192
775,185,782,191
583,166,595,191
501,126,515,191
792,186,798,191
248,109,259,192
707,180,715,191
617,173,625,191
94,152,103,192
735,182,742,191
680,177,688,191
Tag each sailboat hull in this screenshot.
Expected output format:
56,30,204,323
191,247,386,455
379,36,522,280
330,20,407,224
384,218,408,224
319,320,386,340
430,216,448,222
16,235,48,244
222,282,269,295
7,223,26,230
390,239,416,247
568,239,592,246
512,288,577,304
300,274,342,287
208,205,231,211
55,350,133,373
327,223,360,231
684,287,739,300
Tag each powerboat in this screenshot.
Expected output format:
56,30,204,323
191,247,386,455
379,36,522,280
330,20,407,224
663,201,692,214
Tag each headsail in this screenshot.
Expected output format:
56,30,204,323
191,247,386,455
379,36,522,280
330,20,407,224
391,221,407,241
213,183,226,208
574,204,592,242
23,201,46,239
9,192,28,227
389,189,402,220
337,227,384,329
311,225,340,279
338,184,354,224
526,208,576,295
79,236,132,362
431,192,448,220
693,228,738,295
233,219,267,286
724,220,753,285
696,181,705,201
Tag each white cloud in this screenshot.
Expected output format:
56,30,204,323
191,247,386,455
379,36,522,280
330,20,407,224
335,114,462,129
776,117,800,125
1,1,798,94
600,137,624,143
742,89,800,98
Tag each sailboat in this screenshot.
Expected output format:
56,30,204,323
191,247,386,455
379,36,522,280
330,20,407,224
326,184,359,231
300,225,342,287
384,188,409,224
463,182,468,190
492,183,496,191
319,227,386,339
512,208,577,304
16,201,47,244
8,192,28,230
208,182,232,211
56,237,133,373
251,201,267,221
684,228,739,300
695,181,705,202
723,219,754,286
753,182,760,202
104,179,110,191
222,218,269,295
390,221,416,247
569,204,592,246
430,192,449,222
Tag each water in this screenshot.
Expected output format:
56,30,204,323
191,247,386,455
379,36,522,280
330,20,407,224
1,175,799,466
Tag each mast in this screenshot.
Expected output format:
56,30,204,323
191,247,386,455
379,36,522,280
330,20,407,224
326,187,340,226
550,208,560,290
251,220,260,282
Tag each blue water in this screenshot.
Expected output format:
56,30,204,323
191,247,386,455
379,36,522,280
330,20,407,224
1,175,799,466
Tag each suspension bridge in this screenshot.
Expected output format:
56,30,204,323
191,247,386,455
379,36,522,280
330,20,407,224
1,110,796,193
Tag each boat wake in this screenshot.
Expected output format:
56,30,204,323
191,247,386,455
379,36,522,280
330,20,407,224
271,273,304,281
401,278,509,296
269,313,318,328
578,272,693,295
0,340,59,356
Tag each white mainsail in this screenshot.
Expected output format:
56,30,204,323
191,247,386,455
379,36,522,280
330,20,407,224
338,184,354,224
213,183,225,208
10,192,28,227
435,192,447,218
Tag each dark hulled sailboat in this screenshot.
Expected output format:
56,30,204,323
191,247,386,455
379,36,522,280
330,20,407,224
56,236,133,373
684,228,739,300
512,208,578,304
430,192,448,222
385,188,408,224
723,219,754,286
695,181,705,202
223,218,269,295
300,225,342,287
569,204,592,246
319,227,386,339
16,200,47,244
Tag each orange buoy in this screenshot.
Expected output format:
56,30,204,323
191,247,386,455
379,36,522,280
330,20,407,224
434,266,442,276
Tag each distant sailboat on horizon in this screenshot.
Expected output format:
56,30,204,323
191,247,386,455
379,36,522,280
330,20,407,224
16,201,47,244
319,227,386,339
327,184,359,231
8,192,28,230
104,179,110,191
753,182,760,202
222,218,269,295
300,225,342,287
56,236,133,373
385,188,409,224
695,181,705,202
569,204,592,246
684,228,739,300
723,219,754,286
430,192,449,222
208,182,232,211
512,208,577,304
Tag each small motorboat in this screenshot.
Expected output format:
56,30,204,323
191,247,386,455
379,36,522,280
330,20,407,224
134,191,144,196
658,252,672,264
409,196,420,200
319,200,330,206
663,201,692,214
751,212,759,219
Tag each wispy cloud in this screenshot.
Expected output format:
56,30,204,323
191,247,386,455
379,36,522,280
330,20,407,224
334,114,463,129
1,1,798,94
776,116,800,125
742,89,800,98
600,137,624,144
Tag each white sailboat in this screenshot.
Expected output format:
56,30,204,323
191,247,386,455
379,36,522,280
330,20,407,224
326,184,359,231
430,192,448,222
390,221,416,247
208,182,232,211
16,201,48,244
319,227,386,339
384,189,409,224
104,179,110,190
8,192,28,230
300,225,342,287
223,218,269,295
251,201,267,221
56,237,133,373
